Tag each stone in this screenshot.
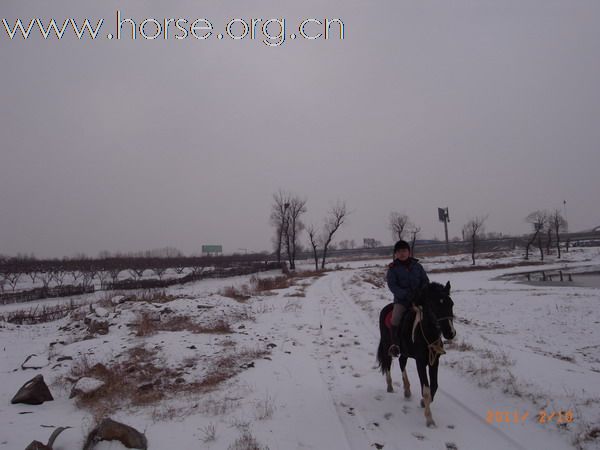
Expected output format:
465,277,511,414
24,427,70,450
88,319,109,335
11,374,54,405
111,295,126,305
83,418,147,450
94,307,110,318
24,441,49,450
21,354,49,370
70,377,105,398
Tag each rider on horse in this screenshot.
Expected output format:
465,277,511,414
386,240,430,356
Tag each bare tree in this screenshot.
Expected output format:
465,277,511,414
109,268,121,284
153,267,167,280
5,272,21,292
524,211,547,260
306,225,320,271
549,209,568,258
462,215,487,265
270,190,292,265
38,271,54,290
81,269,97,289
96,270,110,289
408,225,421,256
282,195,307,271
51,269,67,288
321,201,348,269
389,212,410,241
546,225,553,256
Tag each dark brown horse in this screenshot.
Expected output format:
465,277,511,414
377,281,456,427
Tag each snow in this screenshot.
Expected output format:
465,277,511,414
1,248,599,449
71,377,105,396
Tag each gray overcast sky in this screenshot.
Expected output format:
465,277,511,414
1,0,599,258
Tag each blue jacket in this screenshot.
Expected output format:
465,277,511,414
386,257,429,306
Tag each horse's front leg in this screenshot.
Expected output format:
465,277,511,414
399,355,411,398
429,362,439,402
416,359,436,427
385,368,394,393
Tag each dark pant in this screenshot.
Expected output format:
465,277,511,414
391,303,407,326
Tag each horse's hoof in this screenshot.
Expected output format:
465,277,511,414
426,419,436,428
387,386,394,393
404,390,411,399
420,399,425,408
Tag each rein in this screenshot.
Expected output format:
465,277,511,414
417,306,450,366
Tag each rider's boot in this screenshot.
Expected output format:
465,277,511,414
389,325,401,357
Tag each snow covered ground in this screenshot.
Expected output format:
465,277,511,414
1,248,599,449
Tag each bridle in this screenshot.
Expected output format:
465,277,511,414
417,296,454,365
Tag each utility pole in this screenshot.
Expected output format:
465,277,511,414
438,207,450,253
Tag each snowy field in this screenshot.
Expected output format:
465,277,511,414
1,248,599,449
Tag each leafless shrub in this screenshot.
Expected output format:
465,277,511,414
63,346,179,419
221,286,252,302
199,423,217,443
283,290,306,298
445,339,475,352
135,312,157,337
282,300,301,312
200,395,242,416
255,392,276,420
250,275,293,292
134,289,177,303
1,300,79,324
253,303,275,314
228,430,268,450
291,270,326,280
188,347,270,393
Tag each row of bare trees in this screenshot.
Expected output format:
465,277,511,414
388,212,421,254
524,209,568,260
270,190,349,271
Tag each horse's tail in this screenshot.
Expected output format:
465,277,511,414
377,303,394,374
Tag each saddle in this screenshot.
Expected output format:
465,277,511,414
386,306,422,355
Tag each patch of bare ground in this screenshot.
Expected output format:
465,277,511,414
63,344,270,420
135,312,232,337
221,271,324,301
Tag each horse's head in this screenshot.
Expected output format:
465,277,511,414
416,281,456,340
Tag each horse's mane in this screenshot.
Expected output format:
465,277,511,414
427,281,445,290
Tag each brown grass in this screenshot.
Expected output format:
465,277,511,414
250,275,292,292
445,339,475,352
135,312,232,336
65,344,270,420
228,430,267,450
221,286,252,302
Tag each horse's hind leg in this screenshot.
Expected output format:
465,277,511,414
399,355,411,398
416,359,436,427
